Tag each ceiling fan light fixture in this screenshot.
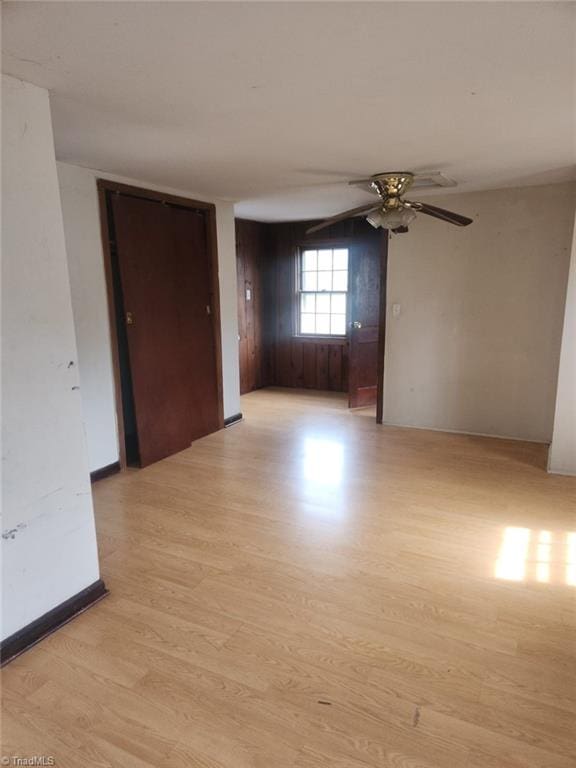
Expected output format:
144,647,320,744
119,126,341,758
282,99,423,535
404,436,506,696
366,209,387,229
367,207,416,230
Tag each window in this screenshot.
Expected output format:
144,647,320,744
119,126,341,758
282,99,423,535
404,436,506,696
298,248,348,336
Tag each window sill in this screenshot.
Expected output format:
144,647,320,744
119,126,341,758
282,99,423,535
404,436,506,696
293,335,348,344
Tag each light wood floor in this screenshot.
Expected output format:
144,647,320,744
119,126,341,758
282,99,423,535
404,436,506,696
2,388,576,767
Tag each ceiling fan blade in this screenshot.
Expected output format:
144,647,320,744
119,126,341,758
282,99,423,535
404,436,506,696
306,204,381,235
348,181,380,195
408,201,473,227
348,178,376,186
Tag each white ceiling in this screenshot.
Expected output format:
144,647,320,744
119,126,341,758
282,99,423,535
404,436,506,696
3,2,575,221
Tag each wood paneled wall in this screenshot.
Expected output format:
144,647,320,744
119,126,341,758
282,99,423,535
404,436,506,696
236,217,381,395
274,337,348,392
269,221,351,392
235,219,273,394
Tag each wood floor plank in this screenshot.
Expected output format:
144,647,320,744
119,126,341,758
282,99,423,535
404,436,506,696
2,388,575,767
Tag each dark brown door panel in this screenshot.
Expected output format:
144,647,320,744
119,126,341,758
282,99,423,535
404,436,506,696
348,238,383,409
111,194,220,466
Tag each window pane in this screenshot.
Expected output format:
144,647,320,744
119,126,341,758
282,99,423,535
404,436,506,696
316,314,330,334
302,271,317,291
300,314,315,334
331,293,346,314
301,293,315,313
302,250,317,271
333,249,348,270
299,246,349,337
317,271,332,291
333,271,348,291
330,315,346,335
316,293,330,313
317,250,332,271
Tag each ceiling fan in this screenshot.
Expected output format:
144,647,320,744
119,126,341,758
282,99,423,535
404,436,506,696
306,172,473,235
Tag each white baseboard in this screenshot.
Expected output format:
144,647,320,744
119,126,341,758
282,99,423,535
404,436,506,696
380,420,549,445
547,466,576,477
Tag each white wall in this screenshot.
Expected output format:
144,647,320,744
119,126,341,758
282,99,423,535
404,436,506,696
548,217,576,474
214,202,242,421
383,182,576,442
2,76,101,639
57,162,240,472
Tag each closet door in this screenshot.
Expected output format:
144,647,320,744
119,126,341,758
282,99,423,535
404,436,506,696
112,193,221,466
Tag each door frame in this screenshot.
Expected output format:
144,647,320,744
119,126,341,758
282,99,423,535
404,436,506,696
294,230,388,423
97,179,225,469
375,231,388,424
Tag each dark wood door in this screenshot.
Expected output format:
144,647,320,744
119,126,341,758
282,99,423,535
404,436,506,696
348,235,384,408
111,193,221,466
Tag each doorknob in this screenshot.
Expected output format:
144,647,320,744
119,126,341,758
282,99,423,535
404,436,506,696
352,321,362,329
126,311,134,325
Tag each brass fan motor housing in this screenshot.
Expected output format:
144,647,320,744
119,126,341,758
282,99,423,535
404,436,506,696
370,172,415,210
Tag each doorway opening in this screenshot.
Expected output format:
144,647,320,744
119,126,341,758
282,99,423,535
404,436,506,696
235,218,387,422
99,181,224,468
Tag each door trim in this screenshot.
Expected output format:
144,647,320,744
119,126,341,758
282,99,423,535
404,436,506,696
97,179,225,469
376,230,389,424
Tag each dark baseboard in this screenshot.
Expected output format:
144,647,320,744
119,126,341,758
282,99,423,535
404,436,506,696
1,579,109,666
224,412,243,427
90,461,121,482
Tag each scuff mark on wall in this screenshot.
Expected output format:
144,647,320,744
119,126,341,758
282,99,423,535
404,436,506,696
2,522,27,540
36,486,64,503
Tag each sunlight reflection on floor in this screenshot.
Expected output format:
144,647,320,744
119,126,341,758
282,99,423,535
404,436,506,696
495,527,576,586
303,437,344,489
296,436,349,522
